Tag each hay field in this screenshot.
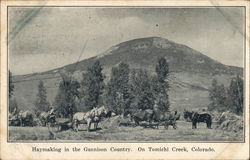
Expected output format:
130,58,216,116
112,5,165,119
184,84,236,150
8,119,243,142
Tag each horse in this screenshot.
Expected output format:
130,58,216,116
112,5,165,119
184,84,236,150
91,106,109,130
153,110,180,129
72,106,108,132
183,110,212,129
183,110,194,122
18,110,34,126
131,109,154,128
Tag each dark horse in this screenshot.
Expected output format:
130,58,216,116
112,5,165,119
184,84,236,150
183,110,212,129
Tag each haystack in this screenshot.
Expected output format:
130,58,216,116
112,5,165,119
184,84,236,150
101,115,132,130
101,115,122,130
217,111,243,132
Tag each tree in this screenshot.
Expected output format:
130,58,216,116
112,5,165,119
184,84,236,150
130,69,155,111
9,71,14,98
227,75,243,114
217,84,227,111
105,62,131,115
35,80,50,112
80,60,105,111
155,57,169,83
9,71,18,113
209,79,218,106
9,97,18,113
154,57,170,111
208,79,227,111
54,71,80,118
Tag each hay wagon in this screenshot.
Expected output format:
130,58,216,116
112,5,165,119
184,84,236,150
51,118,73,132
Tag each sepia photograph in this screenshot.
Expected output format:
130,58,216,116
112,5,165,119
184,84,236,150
7,6,245,143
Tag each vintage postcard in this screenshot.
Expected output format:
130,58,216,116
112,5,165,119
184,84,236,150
0,0,249,159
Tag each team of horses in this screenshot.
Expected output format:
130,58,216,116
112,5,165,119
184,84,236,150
72,106,110,132
8,106,111,132
9,106,213,132
9,109,56,127
131,109,181,129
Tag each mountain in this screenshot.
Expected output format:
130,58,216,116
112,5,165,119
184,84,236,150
12,37,243,111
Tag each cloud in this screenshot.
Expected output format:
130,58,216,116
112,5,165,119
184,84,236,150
9,7,244,75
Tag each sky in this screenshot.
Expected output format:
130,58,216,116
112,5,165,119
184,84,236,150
8,7,244,75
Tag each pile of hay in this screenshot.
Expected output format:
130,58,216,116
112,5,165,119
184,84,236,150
101,116,122,130
101,116,132,130
216,111,243,132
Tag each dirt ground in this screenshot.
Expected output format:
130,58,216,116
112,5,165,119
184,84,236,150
8,120,243,142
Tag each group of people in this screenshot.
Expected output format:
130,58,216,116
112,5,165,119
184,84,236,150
9,105,214,131
9,105,182,130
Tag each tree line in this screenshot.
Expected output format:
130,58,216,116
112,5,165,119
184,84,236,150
9,57,170,118
208,75,243,115
9,58,244,117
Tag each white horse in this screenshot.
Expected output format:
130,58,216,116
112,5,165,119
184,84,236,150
72,106,108,132
92,106,109,129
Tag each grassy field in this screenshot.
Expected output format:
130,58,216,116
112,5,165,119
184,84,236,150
9,120,243,142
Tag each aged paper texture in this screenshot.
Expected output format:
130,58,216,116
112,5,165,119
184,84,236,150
1,0,249,159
